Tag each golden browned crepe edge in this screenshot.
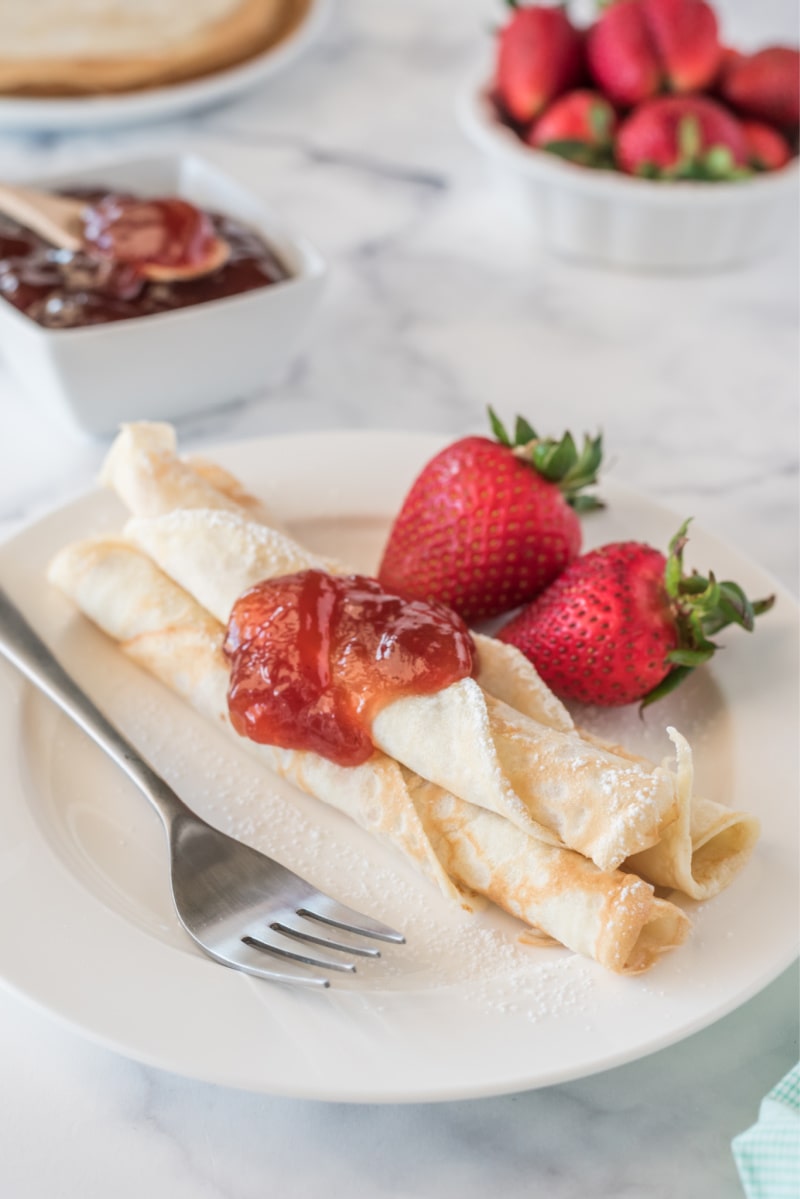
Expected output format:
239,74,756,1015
0,0,312,96
409,777,690,975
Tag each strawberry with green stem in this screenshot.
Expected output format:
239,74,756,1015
378,409,603,624
498,519,775,708
615,94,751,179
527,90,619,167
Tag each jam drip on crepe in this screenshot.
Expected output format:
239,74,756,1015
224,570,477,768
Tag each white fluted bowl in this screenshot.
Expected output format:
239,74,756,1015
458,82,799,272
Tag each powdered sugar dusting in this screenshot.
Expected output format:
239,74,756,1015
58,670,598,1018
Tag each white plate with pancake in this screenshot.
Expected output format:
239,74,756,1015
0,0,330,131
0,430,796,1101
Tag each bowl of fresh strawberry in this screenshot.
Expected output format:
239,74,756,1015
458,0,799,269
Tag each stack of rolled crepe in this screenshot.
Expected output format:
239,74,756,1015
48,422,760,974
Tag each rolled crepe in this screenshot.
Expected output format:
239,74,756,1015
124,505,679,872
98,419,758,892
48,537,690,974
102,424,682,870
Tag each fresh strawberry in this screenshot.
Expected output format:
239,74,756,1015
718,47,800,130
741,119,793,171
498,521,775,708
586,0,721,108
377,411,603,624
715,45,744,79
615,95,750,179
586,0,661,107
495,4,584,124
642,0,721,93
526,89,618,166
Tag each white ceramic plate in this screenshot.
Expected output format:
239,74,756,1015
0,430,796,1102
0,0,330,132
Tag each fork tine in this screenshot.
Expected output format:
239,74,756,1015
298,896,406,944
243,933,358,974
198,936,332,988
270,919,383,959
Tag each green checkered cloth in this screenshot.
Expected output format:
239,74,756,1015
733,1063,800,1199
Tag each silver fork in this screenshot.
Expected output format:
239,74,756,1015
0,587,404,988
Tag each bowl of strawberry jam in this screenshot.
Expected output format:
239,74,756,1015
0,191,291,330
0,154,326,435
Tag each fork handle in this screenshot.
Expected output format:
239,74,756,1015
0,587,188,831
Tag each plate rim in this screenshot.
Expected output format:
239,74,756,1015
0,427,797,1102
0,0,332,131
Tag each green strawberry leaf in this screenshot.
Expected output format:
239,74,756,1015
708,581,755,632
541,140,600,167
677,115,702,162
533,431,578,480
488,405,512,447
589,102,612,144
564,433,603,486
514,415,538,446
490,412,604,511
679,572,712,596
703,583,775,635
640,664,696,709
753,595,778,617
664,518,691,596
666,646,716,667
569,493,605,513
705,145,736,177
562,433,604,509
635,161,661,179
650,521,777,706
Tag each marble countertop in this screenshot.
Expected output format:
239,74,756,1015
0,1,797,1195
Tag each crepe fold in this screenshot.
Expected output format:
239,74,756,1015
586,730,761,903
48,537,690,974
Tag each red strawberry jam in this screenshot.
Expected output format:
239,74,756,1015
224,570,476,767
82,195,216,272
0,188,289,328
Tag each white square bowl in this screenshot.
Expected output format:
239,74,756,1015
458,83,800,272
0,153,326,435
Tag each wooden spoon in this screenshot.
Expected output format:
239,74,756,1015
0,183,229,281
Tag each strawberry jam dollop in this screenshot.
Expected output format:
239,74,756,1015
223,570,477,768
82,195,217,272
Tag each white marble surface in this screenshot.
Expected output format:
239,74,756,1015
0,1,797,1195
